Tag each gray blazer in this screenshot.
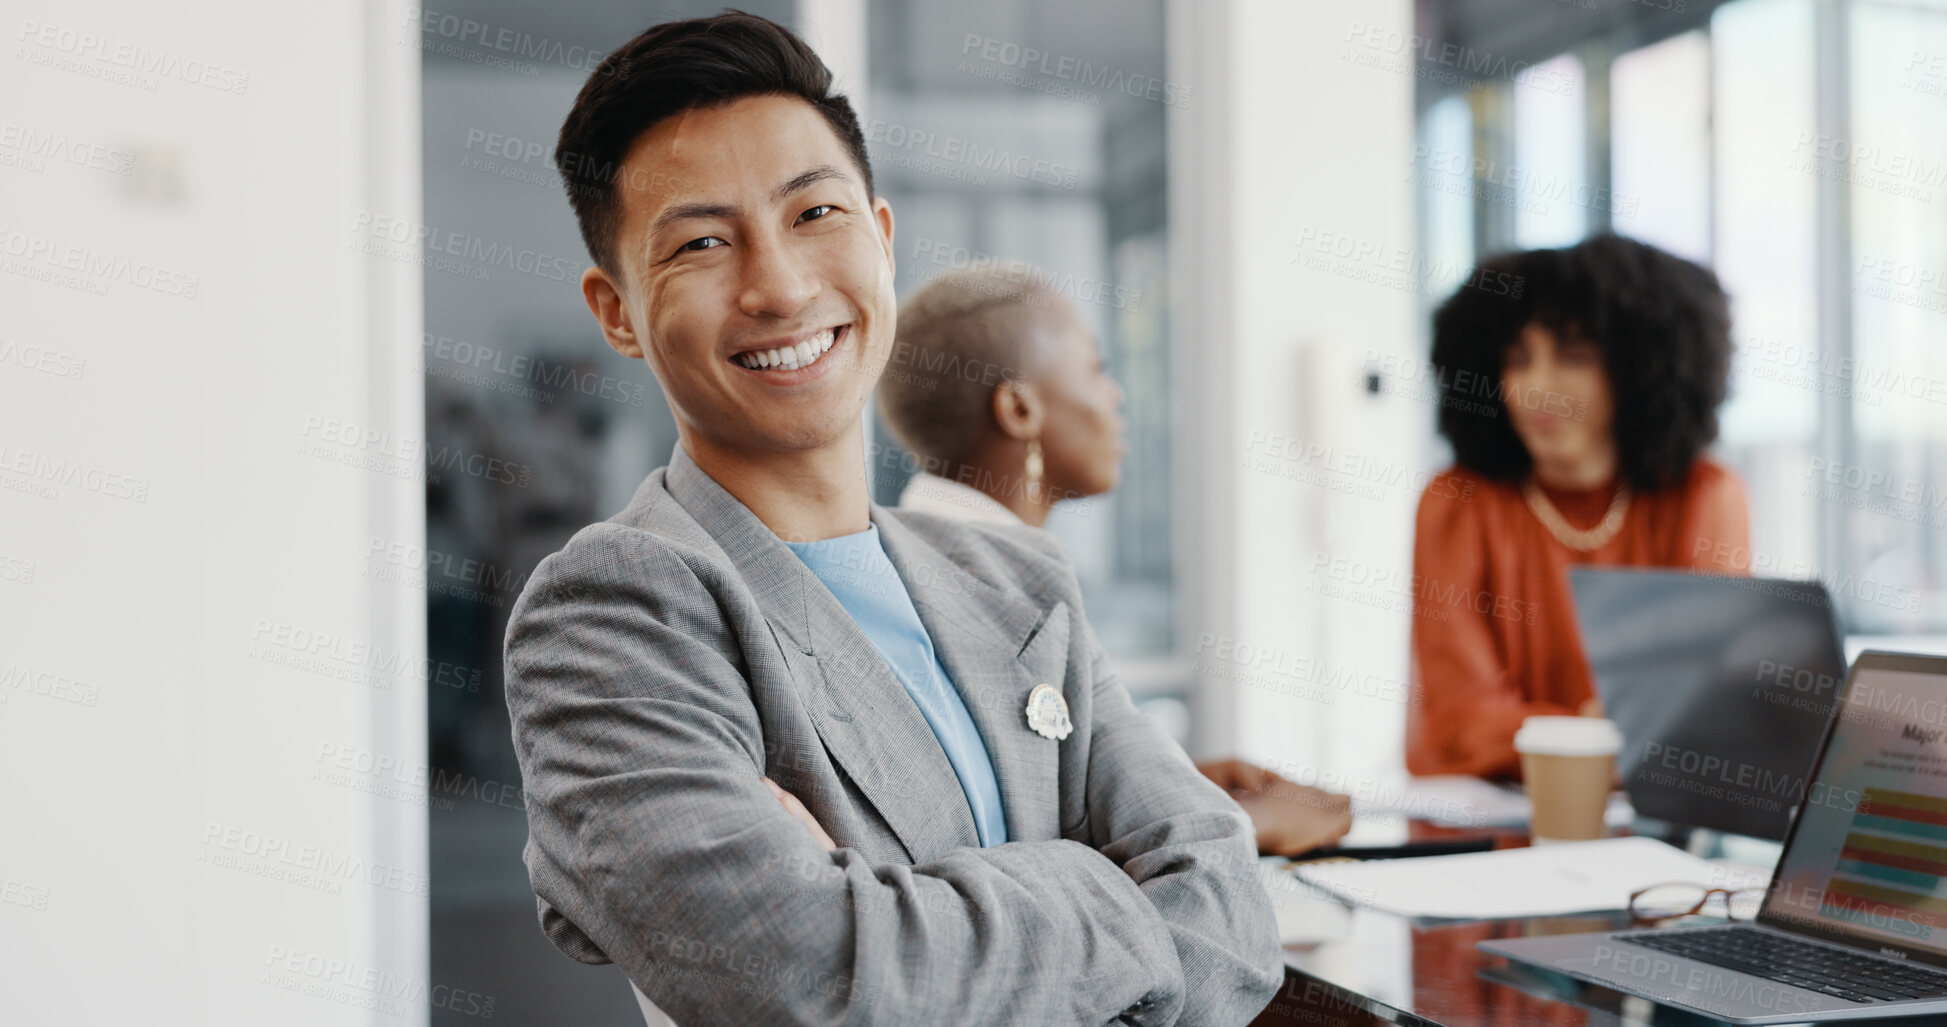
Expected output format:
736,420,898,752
504,445,1284,1026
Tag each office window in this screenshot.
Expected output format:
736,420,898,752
1712,0,1822,589
1417,0,1947,640
1512,53,1587,248
1416,93,1475,294
865,0,1177,667
1845,0,1947,633
1612,31,1711,263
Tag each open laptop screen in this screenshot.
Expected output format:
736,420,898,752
1571,568,1845,840
1763,653,1947,966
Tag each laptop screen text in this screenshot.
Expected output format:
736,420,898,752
1764,663,1947,963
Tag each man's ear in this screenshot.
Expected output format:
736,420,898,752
872,196,896,277
582,265,643,359
990,378,1045,441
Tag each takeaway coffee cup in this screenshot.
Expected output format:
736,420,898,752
1514,716,1622,844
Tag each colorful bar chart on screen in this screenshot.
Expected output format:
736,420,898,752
1823,788,1947,940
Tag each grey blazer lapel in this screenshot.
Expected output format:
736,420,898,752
875,510,1068,845
662,447,982,862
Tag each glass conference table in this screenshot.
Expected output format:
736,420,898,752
1246,822,1922,1027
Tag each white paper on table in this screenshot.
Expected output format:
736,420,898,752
1349,774,1530,827
1258,856,1354,945
1351,774,1635,829
1294,836,1750,920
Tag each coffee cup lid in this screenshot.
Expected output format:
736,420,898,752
1513,715,1622,756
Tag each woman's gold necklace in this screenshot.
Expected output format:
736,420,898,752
1523,478,1632,552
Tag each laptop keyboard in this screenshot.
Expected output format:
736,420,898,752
1619,927,1947,1004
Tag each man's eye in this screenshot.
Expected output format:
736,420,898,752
678,237,725,254
797,204,836,224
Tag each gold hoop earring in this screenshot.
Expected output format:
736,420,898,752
1025,439,1044,503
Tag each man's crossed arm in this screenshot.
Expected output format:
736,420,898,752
505,529,1283,1026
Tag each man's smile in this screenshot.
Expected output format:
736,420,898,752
728,323,849,377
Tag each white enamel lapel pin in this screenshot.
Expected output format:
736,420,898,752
1025,683,1072,741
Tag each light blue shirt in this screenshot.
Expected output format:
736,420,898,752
785,525,1009,847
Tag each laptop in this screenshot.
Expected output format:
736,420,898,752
1571,568,1847,840
1484,650,1947,1023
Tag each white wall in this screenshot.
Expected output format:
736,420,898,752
0,1,426,1024
1172,0,1421,787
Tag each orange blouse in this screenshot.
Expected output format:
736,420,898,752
1405,459,1751,780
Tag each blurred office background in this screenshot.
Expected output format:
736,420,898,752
4,0,1943,1023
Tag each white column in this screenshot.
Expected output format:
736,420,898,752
797,0,870,112
1171,0,1420,783
0,0,427,1023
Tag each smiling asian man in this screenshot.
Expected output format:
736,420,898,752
501,13,1284,1026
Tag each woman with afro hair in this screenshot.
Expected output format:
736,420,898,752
1405,234,1751,780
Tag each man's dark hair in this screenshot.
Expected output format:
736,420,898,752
554,10,875,274
1430,234,1733,492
